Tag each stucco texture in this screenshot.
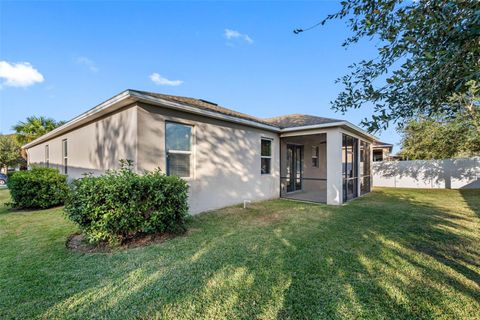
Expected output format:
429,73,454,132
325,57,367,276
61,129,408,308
137,103,280,214
27,105,138,178
27,103,280,214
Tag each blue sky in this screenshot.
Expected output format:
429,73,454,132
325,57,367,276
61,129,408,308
0,0,399,151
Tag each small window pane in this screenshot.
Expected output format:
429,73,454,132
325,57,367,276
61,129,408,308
64,158,68,174
261,158,271,174
166,122,192,151
45,145,49,168
261,139,271,157
168,153,190,177
312,146,319,168
63,140,68,157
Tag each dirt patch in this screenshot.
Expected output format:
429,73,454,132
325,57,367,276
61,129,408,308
66,233,108,253
66,232,177,253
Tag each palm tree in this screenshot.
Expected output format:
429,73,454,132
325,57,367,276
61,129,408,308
12,116,65,145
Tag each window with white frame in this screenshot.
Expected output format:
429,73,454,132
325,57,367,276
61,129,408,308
261,138,272,174
311,145,319,168
166,122,192,177
62,139,68,174
45,145,49,168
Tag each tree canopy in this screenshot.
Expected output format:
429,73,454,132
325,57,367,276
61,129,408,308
399,113,480,160
0,135,24,170
13,116,65,145
296,0,480,132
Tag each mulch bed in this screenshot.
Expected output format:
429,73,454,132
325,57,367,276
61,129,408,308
66,232,175,253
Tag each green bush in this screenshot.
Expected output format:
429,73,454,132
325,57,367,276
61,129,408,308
64,161,189,245
7,167,68,209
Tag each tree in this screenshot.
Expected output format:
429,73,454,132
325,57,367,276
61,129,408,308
0,135,23,172
295,0,480,132
13,116,65,145
398,114,480,160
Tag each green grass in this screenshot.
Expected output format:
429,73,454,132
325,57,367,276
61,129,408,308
0,188,479,319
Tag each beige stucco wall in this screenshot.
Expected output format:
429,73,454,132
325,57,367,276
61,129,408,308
137,103,280,214
27,102,279,214
27,105,138,178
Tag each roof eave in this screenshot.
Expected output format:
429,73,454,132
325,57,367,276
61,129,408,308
23,90,281,149
279,121,377,141
23,90,135,149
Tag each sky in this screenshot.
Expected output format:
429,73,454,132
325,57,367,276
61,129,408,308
0,0,400,152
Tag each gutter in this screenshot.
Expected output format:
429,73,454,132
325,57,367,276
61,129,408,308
280,121,377,140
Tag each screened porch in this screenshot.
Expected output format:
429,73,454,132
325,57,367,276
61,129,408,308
280,133,327,203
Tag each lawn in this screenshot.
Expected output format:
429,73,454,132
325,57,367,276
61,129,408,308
0,188,479,319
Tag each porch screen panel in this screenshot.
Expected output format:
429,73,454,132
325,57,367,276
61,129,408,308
360,141,371,195
342,134,358,202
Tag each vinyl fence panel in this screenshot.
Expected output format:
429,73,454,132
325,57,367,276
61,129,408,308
373,157,480,189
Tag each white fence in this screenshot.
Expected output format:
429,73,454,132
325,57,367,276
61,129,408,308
373,157,480,189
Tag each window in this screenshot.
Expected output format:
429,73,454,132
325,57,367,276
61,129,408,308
166,122,192,177
311,145,319,168
45,145,49,168
261,139,272,174
62,139,68,174
373,150,383,162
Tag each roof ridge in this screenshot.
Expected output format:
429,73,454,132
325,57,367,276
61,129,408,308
263,113,305,120
263,113,343,121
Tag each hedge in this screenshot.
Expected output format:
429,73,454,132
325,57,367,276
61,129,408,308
7,167,68,209
64,161,189,245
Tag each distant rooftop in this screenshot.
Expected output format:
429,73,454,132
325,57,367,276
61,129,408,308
373,140,393,147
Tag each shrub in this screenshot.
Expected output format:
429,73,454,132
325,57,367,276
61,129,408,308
64,161,189,245
7,167,68,209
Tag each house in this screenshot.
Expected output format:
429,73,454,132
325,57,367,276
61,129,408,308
23,90,376,214
372,140,393,162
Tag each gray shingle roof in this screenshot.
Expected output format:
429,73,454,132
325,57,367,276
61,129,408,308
131,90,275,127
132,90,342,130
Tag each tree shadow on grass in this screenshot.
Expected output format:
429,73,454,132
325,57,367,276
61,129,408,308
2,190,480,319
459,189,480,218
277,189,480,319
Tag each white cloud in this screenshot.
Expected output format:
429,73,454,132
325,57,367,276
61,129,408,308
244,35,254,44
149,73,183,86
224,29,253,44
225,29,242,39
75,56,98,72
0,61,44,88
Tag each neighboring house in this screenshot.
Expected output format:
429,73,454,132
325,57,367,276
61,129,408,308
372,140,393,162
23,90,375,214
